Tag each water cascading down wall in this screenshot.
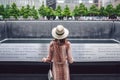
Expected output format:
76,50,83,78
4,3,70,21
0,21,120,40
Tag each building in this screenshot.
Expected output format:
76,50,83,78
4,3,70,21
112,0,120,7
102,0,115,7
46,0,56,9
102,0,111,7
0,0,46,9
101,0,120,7
0,0,102,10
56,0,101,10
94,0,102,8
56,0,79,10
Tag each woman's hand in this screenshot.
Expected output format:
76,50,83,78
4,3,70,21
42,58,47,62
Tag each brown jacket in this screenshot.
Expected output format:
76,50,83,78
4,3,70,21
46,40,73,80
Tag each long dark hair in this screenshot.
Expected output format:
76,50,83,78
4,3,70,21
53,38,69,52
54,38,67,45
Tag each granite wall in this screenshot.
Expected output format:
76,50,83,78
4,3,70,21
0,21,120,41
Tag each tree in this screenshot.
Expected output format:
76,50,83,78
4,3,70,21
44,6,51,19
63,5,71,18
42,6,55,20
49,7,55,19
31,6,39,19
0,4,4,18
116,4,120,16
9,3,19,19
99,7,108,16
72,5,79,20
20,6,25,16
78,3,87,16
4,5,10,19
105,4,115,16
26,5,32,17
38,4,46,17
55,5,63,17
55,5,63,20
73,5,79,17
21,5,32,18
20,5,39,19
88,5,99,16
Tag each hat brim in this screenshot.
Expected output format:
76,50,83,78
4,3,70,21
52,27,69,39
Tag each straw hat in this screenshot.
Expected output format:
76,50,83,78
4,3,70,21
52,25,69,39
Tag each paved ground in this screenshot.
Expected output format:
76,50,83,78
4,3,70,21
0,74,120,80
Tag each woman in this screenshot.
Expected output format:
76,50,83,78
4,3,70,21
42,25,74,80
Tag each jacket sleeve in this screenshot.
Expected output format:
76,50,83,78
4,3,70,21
46,41,53,62
67,42,74,63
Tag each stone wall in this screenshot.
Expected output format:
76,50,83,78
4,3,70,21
0,21,120,41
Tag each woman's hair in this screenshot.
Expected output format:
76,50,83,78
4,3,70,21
54,38,69,49
54,38,66,45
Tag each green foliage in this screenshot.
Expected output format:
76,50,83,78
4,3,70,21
88,5,99,16
0,2,120,20
9,3,19,19
55,5,63,17
20,5,39,19
105,4,115,16
99,7,108,16
45,6,51,17
38,4,55,19
23,5,32,18
116,4,120,16
20,6,25,16
0,4,4,17
26,5,32,16
20,4,37,19
45,6,55,19
38,4,46,17
4,5,10,19
31,6,39,19
78,3,87,16
49,7,55,17
73,5,79,16
63,5,71,17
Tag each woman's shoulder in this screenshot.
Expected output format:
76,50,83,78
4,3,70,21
67,40,71,44
49,40,56,45
66,40,71,45
50,40,54,44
